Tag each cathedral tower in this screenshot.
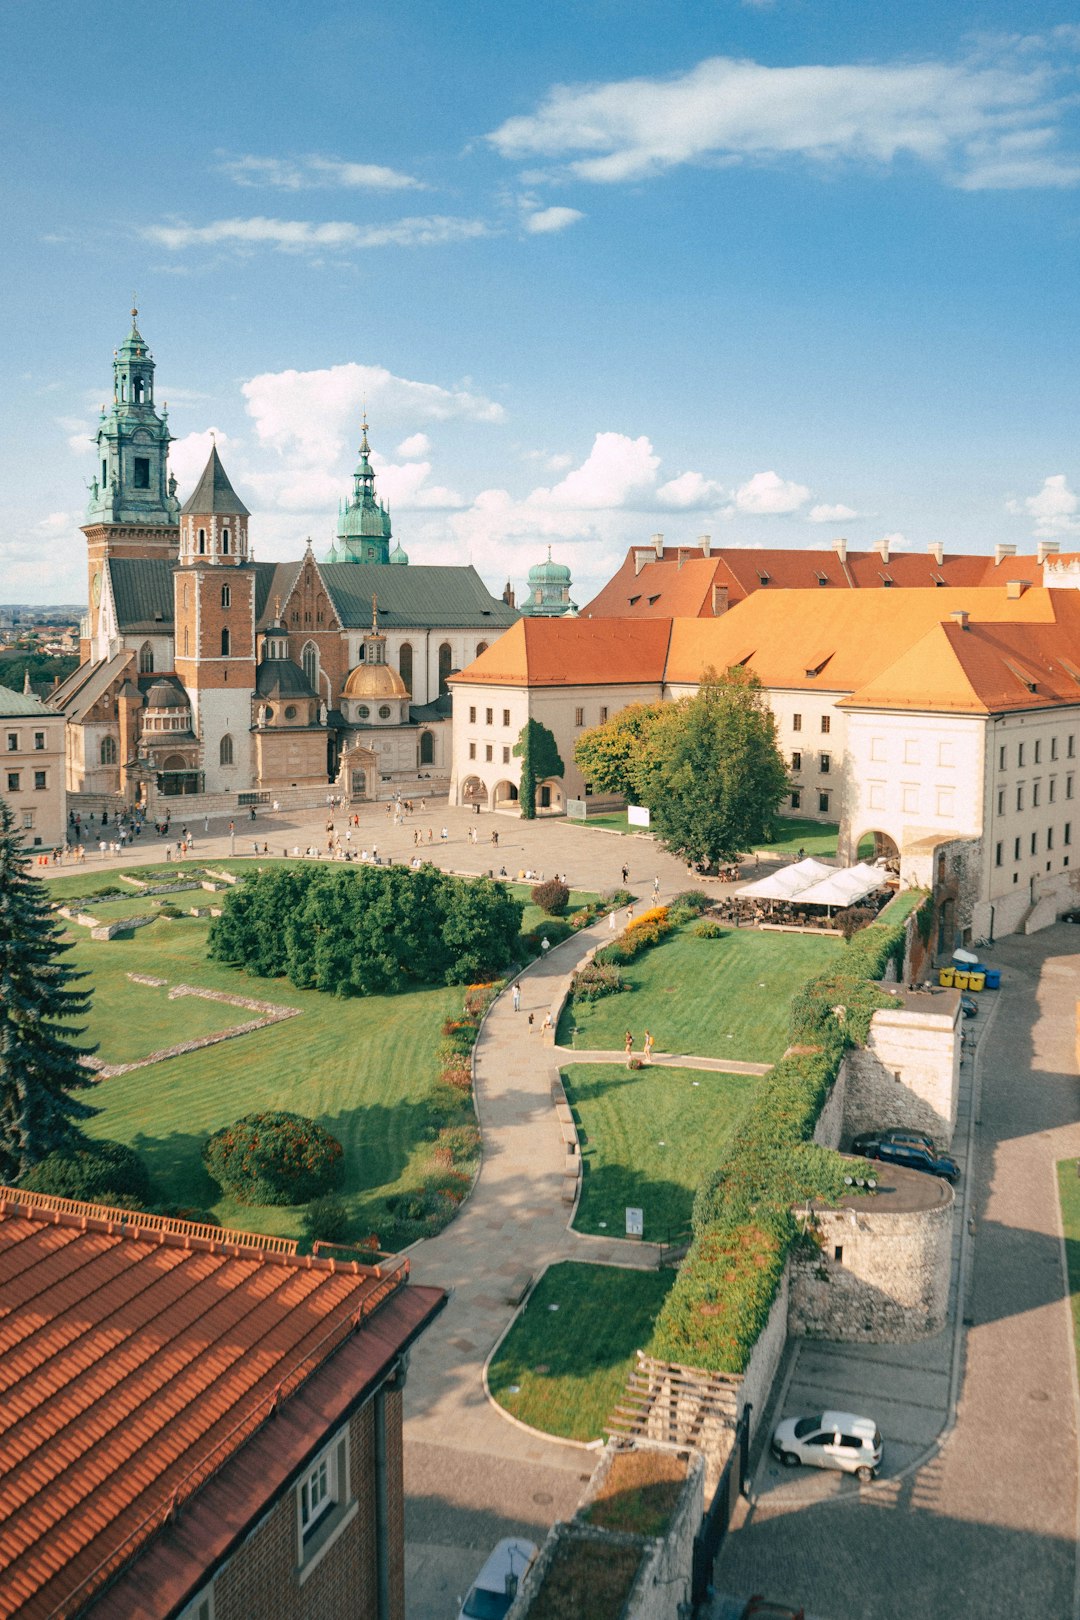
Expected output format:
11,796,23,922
174,446,256,792
81,306,180,653
326,417,394,564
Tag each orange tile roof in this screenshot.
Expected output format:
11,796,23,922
663,586,1071,693
581,544,1049,617
451,615,672,687
842,618,1080,713
0,1191,445,1620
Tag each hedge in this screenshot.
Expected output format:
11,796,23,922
650,909,918,1374
203,1111,344,1206
21,1138,153,1207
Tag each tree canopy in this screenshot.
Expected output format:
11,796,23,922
0,800,97,1182
512,719,564,820
574,667,788,867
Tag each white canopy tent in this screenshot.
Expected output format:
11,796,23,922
795,862,887,909
738,857,836,901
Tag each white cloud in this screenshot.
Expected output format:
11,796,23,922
370,457,464,510
142,214,491,253
218,153,424,191
1007,473,1080,535
531,432,660,509
169,429,236,493
875,530,911,550
523,205,585,234
486,47,1080,190
808,502,860,523
396,432,431,459
656,470,726,509
734,470,810,515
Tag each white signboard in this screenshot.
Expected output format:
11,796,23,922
567,798,588,820
625,1207,644,1237
627,805,651,828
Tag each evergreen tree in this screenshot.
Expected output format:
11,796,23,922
512,719,564,820
0,800,98,1182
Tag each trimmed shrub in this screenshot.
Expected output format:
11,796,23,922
203,1111,344,1206
671,890,711,914
694,919,726,939
531,877,570,916
605,888,633,908
570,962,627,1002
302,1194,349,1244
835,905,876,941
21,1138,152,1207
437,1123,481,1164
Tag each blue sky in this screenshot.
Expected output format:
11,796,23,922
2,1,1079,604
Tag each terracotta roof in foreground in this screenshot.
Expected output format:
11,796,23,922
0,1190,444,1620
450,615,672,687
842,618,1080,713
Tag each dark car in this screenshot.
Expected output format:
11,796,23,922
740,1600,805,1620
851,1127,937,1156
854,1134,959,1184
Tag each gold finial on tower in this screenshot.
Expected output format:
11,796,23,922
371,594,379,633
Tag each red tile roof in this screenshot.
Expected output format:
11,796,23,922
0,1191,445,1620
842,616,1080,714
450,615,672,687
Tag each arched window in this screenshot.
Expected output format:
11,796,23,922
197,529,206,555
138,641,154,674
183,627,190,657
438,641,453,698
220,627,230,657
219,734,234,766
476,641,489,657
399,641,413,694
134,377,143,403
182,581,189,610
302,641,318,690
419,730,434,765
221,583,231,608
100,736,117,766
222,529,230,555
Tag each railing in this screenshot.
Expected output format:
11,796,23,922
0,1188,298,1254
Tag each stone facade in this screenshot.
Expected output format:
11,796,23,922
841,990,961,1148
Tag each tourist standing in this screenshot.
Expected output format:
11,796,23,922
512,983,521,1013
643,1030,655,1064
624,1030,634,1066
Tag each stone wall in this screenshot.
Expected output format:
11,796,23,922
812,1064,846,1149
737,1265,790,1442
788,1186,954,1343
842,992,960,1148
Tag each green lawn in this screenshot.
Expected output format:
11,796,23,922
562,1062,758,1243
561,926,841,1065
75,952,253,1064
70,915,461,1245
753,817,839,858
1057,1161,1080,1377
488,1262,675,1442
877,887,929,925
572,811,639,836
64,894,201,924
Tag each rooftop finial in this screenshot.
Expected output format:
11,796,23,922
131,293,138,324
275,596,282,620
371,594,378,633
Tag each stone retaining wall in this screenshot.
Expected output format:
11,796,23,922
842,993,960,1148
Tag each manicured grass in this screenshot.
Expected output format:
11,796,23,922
1057,1160,1080,1378
562,1062,759,1242
877,887,929,925
572,811,639,836
74,951,253,1064
72,914,460,1245
753,817,839,858
64,894,199,924
488,1262,675,1442
561,926,841,1065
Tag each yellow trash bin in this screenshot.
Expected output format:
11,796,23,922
952,970,970,991
938,966,955,987
968,971,985,992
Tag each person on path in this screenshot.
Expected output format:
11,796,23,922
624,1030,634,1065
643,1030,655,1064
625,905,634,926
491,830,499,847
608,909,617,932
621,863,629,885
512,982,521,1013
441,826,449,842
527,1012,535,1031
541,1011,553,1036
652,876,660,899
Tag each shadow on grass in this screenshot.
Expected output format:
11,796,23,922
575,1161,694,1245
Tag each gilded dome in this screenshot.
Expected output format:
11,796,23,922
343,661,408,700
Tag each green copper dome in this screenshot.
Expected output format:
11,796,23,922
328,417,394,563
84,305,179,530
522,547,577,617
389,540,409,565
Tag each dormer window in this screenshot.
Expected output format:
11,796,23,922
757,571,770,584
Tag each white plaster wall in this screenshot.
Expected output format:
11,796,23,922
191,688,254,794
841,709,985,864
842,1001,961,1147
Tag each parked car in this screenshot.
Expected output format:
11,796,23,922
740,1598,805,1619
459,1537,538,1620
771,1411,882,1483
851,1132,959,1183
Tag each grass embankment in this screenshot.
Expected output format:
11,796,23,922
69,914,460,1247
1058,1160,1080,1377
487,1262,675,1442
562,1063,758,1242
560,926,841,1065
754,817,839,858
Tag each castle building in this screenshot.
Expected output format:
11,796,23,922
56,312,519,809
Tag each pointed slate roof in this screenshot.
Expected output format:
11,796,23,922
180,446,250,519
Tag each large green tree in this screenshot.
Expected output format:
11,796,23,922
574,668,788,867
512,719,564,820
0,800,98,1182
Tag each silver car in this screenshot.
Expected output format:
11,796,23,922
771,1410,882,1483
459,1536,539,1619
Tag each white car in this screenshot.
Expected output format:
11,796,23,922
459,1537,539,1619
771,1410,882,1482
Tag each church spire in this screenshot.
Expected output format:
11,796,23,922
326,414,393,564
84,305,178,531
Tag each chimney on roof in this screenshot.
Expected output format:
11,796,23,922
1005,579,1030,600
1038,539,1060,566
994,542,1017,566
711,583,729,617
502,580,515,608
927,541,944,565
699,533,711,558
652,532,664,559
677,548,690,570
833,537,847,563
951,609,969,630
877,538,890,564
634,549,652,576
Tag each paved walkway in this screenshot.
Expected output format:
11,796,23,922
557,1046,772,1076
711,924,1080,1620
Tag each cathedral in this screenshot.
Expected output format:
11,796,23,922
55,310,521,809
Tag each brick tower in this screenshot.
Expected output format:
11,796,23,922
174,445,256,793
